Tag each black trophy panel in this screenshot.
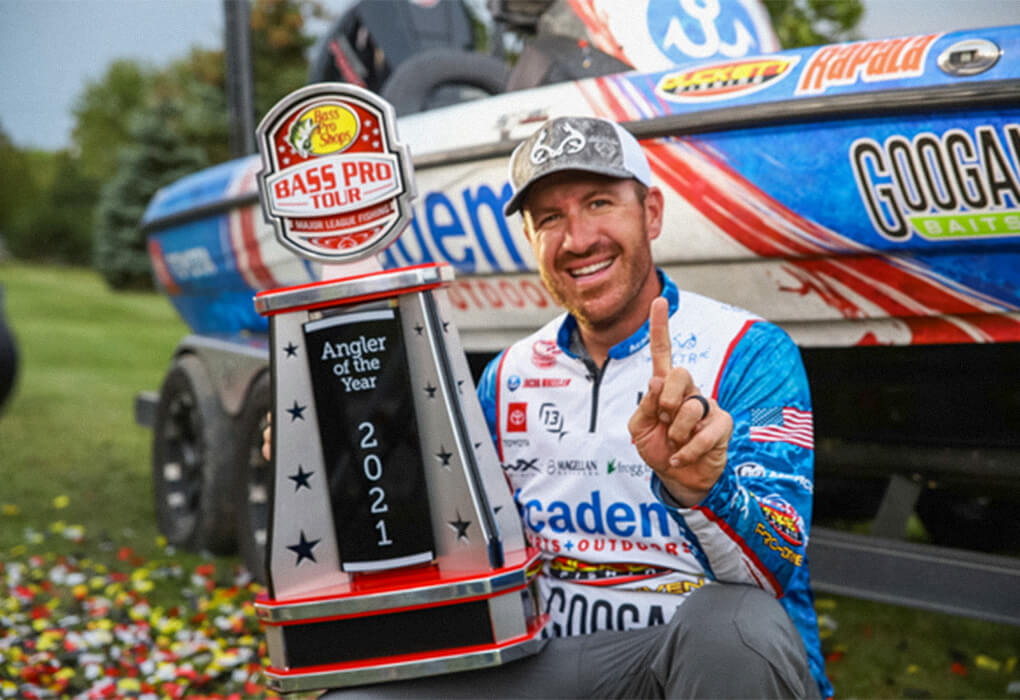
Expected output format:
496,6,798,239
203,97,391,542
303,307,435,571
281,599,494,667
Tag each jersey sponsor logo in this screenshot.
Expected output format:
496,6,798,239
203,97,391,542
851,124,1020,241
528,533,682,557
531,339,561,368
502,437,530,449
523,377,571,388
734,462,813,493
548,556,667,583
538,402,568,441
507,402,528,432
634,575,708,596
607,458,650,477
657,55,798,103
507,374,521,391
544,584,668,636
517,488,679,539
502,457,541,473
754,521,804,566
796,33,940,95
761,494,804,547
547,458,598,476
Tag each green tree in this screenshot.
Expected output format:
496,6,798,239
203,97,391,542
148,0,319,165
155,47,231,165
93,101,207,289
763,0,864,48
13,152,99,264
250,0,320,114
0,124,38,252
73,0,317,286
1,123,98,265
71,60,155,182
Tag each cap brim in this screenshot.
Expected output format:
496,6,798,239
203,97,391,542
503,163,642,217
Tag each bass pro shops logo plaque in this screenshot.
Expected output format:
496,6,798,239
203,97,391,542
256,83,415,263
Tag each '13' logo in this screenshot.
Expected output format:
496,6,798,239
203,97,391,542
539,402,567,441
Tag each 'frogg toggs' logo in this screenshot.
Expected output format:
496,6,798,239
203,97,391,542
850,124,1020,241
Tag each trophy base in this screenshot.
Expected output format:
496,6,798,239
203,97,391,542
264,618,547,693
257,548,547,693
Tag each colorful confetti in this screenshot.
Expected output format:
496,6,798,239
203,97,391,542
0,528,278,699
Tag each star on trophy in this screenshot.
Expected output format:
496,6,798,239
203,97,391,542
251,83,545,693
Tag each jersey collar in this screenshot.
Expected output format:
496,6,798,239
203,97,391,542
556,269,679,360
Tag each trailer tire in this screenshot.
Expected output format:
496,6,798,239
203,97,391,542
152,354,238,554
380,48,508,116
236,372,272,584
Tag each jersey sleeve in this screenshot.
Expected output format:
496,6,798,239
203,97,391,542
651,321,814,597
477,349,506,448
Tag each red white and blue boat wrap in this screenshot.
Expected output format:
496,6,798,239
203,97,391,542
144,24,1020,353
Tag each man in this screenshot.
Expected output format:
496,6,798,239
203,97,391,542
319,115,830,698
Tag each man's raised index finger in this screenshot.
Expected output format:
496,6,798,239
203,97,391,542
649,297,672,377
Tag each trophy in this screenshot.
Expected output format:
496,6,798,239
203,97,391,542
251,84,545,694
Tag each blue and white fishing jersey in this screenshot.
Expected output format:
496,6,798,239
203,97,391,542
478,271,832,698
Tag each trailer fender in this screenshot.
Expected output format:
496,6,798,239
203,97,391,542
170,334,269,417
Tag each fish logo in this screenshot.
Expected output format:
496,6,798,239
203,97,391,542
288,117,318,158
286,103,359,158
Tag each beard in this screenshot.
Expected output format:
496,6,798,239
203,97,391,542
539,237,656,334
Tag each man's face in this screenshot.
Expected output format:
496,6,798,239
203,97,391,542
522,171,663,334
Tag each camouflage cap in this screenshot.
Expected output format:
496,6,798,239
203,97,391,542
504,116,652,216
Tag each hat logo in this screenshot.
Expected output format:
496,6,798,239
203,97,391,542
530,122,586,165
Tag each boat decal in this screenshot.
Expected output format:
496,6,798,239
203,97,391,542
795,33,941,96
850,124,1020,242
228,158,280,290
656,55,799,103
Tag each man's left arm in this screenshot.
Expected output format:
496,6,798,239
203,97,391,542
636,317,814,597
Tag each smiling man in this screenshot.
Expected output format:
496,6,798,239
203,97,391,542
321,115,830,699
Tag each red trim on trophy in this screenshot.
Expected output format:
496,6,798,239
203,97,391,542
256,262,446,298
264,615,548,677
261,582,532,627
256,548,542,611
255,262,452,316
260,282,443,316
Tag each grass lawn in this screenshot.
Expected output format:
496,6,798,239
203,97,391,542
1,261,1018,698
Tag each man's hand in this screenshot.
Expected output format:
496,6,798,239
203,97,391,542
628,297,732,507
262,412,272,462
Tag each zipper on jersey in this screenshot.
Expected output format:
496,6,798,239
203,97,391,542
583,358,609,433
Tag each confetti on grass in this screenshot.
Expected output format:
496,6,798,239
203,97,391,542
0,529,275,699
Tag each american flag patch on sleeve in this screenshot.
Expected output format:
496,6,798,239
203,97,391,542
749,407,813,449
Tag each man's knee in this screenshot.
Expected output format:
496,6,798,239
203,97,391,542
680,584,792,641
655,584,817,698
